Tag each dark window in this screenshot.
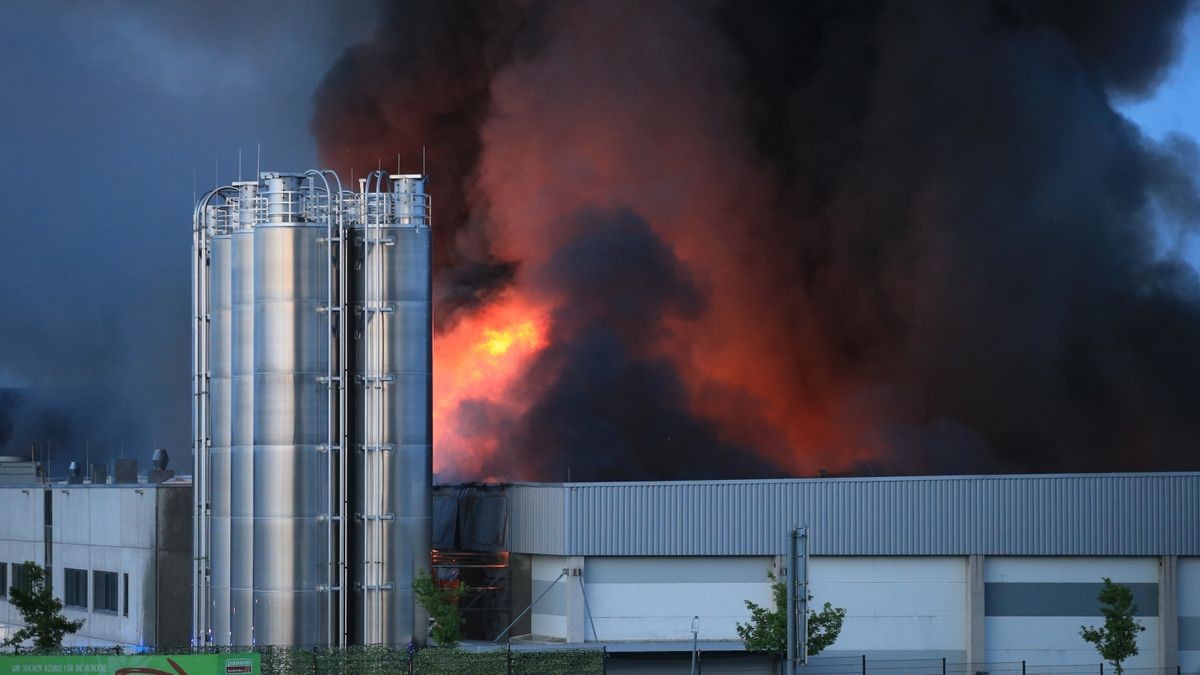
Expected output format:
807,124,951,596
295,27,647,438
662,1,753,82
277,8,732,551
11,564,28,593
64,568,88,608
94,571,118,613
0,563,7,598
122,573,129,617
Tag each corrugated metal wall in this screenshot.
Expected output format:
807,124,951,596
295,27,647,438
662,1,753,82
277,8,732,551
506,473,1200,557
507,484,566,554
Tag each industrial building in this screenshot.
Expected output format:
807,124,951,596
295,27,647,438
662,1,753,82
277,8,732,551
440,472,1199,672
0,457,192,649
1,456,1196,671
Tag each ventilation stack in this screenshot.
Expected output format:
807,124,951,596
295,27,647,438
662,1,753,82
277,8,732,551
192,170,431,646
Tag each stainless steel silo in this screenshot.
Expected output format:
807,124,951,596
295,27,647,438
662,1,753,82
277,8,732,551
349,173,432,645
194,168,429,649
229,182,257,646
251,173,331,646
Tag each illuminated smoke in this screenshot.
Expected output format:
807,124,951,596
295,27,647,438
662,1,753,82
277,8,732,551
314,0,1200,480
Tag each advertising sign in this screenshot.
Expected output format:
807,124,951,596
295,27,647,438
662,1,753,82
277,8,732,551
0,653,259,675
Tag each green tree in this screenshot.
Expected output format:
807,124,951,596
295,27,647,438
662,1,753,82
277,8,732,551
414,572,470,647
736,571,845,656
1080,577,1146,674
2,561,84,652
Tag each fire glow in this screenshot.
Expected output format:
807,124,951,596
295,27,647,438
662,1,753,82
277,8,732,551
432,294,548,478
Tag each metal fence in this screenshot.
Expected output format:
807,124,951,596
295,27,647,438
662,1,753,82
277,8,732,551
798,656,1187,675
3,645,608,674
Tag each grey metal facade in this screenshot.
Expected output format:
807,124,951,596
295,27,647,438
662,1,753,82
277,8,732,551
506,473,1200,557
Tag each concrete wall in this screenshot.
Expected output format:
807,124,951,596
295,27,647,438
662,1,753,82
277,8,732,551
517,553,1192,670
531,555,568,638
0,484,192,649
812,556,967,661
1181,557,1200,674
155,485,194,647
984,557,1161,667
585,556,773,641
0,488,45,633
53,486,157,647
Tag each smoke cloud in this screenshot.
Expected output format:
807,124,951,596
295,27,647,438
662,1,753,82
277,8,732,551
314,0,1200,481
0,3,372,471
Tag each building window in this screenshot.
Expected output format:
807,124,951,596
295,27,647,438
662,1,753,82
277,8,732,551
122,573,129,617
11,564,28,593
0,563,7,598
94,571,118,613
64,568,88,609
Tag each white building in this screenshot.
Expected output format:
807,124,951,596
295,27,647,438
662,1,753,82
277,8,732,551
0,478,192,649
500,473,1200,672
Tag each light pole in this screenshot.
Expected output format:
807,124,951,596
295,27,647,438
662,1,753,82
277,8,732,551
691,615,700,675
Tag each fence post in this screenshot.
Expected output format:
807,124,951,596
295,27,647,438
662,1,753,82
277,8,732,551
603,646,608,675
506,644,513,675
862,654,867,675
1099,664,1103,675
1021,660,1026,675
942,657,947,675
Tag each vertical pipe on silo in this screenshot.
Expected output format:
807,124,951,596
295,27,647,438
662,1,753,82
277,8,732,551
194,188,239,646
191,193,215,645
229,181,257,646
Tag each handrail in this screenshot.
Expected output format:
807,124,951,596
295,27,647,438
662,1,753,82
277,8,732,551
305,170,347,647
191,185,236,646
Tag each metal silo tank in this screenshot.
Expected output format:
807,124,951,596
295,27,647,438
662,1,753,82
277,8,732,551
208,226,233,646
251,173,330,646
349,173,431,645
228,182,257,646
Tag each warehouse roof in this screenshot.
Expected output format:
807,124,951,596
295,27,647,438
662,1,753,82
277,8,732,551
505,472,1200,557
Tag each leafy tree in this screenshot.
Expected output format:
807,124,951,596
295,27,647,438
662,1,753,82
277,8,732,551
1080,577,1146,674
413,572,470,647
2,561,84,652
737,571,845,656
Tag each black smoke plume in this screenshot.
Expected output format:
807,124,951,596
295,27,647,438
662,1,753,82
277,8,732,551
312,1,544,329
314,0,1200,480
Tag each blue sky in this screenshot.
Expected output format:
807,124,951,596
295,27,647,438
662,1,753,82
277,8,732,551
1121,10,1200,142
1120,9,1200,266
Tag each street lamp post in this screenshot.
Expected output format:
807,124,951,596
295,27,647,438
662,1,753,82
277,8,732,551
691,615,700,675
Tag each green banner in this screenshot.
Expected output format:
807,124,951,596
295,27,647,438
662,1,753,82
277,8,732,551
0,653,259,675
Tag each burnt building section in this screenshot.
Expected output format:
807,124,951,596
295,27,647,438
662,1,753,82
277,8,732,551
432,484,510,641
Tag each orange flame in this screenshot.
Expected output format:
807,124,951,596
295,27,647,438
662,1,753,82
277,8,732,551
476,320,542,356
433,294,549,478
